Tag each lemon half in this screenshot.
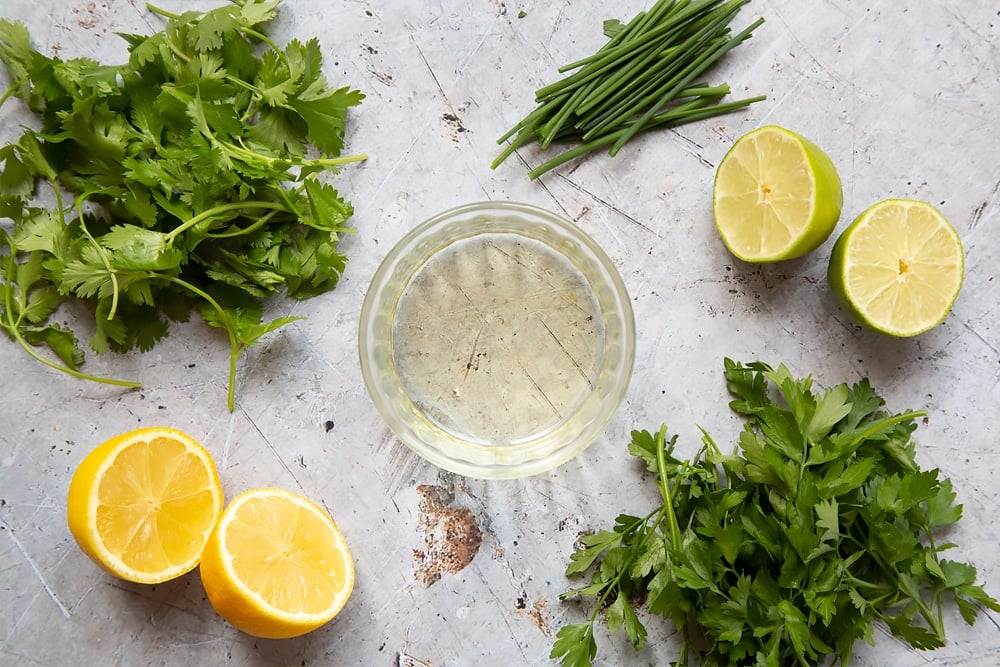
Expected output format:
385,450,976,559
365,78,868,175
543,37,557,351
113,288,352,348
67,427,223,584
199,487,355,639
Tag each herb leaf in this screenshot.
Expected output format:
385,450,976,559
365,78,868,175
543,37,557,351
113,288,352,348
553,359,999,666
0,1,365,410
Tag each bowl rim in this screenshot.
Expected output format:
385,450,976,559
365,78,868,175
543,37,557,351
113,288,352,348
358,200,635,479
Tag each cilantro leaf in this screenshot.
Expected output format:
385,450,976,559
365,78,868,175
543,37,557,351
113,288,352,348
0,0,365,409
289,84,366,156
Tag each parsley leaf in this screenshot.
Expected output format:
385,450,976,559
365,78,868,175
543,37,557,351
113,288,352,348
553,359,1000,666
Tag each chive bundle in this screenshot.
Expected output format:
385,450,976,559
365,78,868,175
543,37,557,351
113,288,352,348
492,0,766,180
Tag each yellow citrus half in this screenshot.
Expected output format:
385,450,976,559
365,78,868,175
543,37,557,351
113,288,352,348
67,426,223,584
827,199,964,337
713,125,843,262
199,487,355,639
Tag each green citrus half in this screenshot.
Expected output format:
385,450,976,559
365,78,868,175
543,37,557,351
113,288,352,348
713,125,843,262
827,199,964,337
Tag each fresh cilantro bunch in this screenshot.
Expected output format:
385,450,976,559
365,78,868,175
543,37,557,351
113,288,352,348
553,359,999,666
0,0,365,410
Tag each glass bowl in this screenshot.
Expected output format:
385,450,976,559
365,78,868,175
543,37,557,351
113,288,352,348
358,201,635,479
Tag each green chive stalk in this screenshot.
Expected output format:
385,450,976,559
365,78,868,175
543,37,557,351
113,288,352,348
492,0,766,179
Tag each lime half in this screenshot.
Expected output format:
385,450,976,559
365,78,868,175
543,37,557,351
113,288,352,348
713,125,843,262
827,199,964,337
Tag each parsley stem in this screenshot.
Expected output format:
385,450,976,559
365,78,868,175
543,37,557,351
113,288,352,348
654,425,684,551
846,410,927,454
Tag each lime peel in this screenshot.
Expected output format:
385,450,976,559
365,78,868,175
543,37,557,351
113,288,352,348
827,199,964,337
713,125,843,262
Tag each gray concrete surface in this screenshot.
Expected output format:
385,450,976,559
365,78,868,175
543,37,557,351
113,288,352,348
1,1,998,665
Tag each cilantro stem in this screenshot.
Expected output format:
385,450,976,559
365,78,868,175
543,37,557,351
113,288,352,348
4,320,142,388
144,3,180,20
164,201,291,244
71,195,122,321
1,236,140,389
240,27,282,53
0,76,29,110
203,209,280,239
159,36,192,64
223,137,368,170
156,273,240,411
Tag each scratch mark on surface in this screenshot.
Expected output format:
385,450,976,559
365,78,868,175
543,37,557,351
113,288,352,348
957,317,1000,357
519,364,561,419
378,428,424,500
762,0,889,129
535,315,593,386
670,129,713,168
453,283,488,323
414,40,446,98
486,240,558,289
161,638,225,649
969,179,999,230
462,325,485,381
241,408,305,492
126,0,158,33
3,523,70,619
478,576,532,661
541,5,573,69
555,175,656,234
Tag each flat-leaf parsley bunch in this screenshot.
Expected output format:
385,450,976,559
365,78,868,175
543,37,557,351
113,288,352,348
0,0,365,410
553,359,999,666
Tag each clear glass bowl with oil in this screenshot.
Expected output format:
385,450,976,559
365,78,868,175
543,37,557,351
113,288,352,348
359,201,635,479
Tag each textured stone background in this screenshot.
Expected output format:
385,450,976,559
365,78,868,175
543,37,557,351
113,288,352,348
1,1,998,665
